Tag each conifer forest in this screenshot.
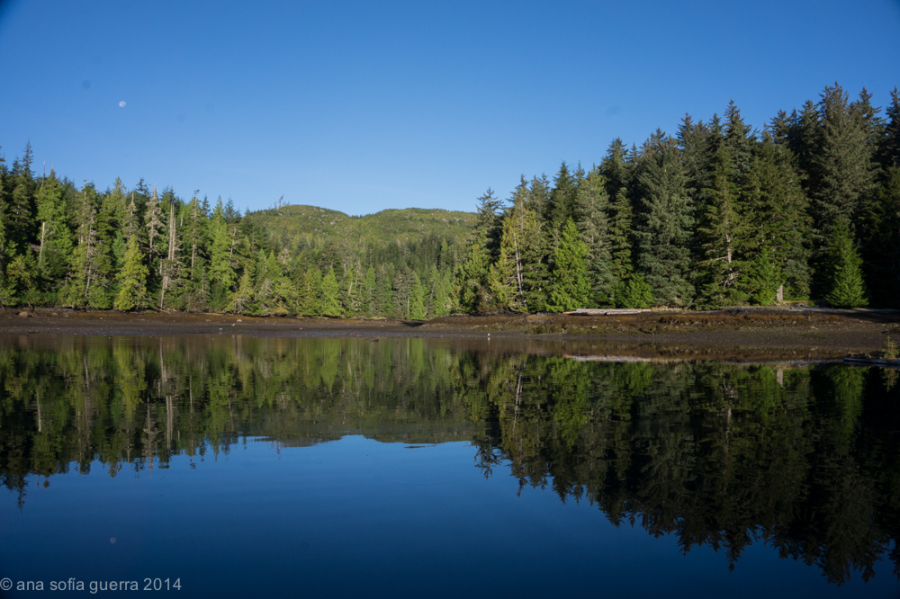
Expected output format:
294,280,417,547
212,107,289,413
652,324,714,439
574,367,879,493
2,83,899,317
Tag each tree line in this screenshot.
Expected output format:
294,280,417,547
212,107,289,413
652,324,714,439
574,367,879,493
456,83,900,311
1,82,897,316
0,157,461,317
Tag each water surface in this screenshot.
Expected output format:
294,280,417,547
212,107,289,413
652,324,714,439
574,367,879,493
1,335,898,597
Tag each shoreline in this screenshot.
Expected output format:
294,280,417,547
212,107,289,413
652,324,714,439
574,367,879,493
1,306,897,361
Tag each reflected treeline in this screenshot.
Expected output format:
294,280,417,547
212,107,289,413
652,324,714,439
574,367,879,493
0,335,478,493
462,353,900,585
1,336,898,585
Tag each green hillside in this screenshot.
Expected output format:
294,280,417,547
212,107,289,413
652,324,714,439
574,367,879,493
245,205,476,247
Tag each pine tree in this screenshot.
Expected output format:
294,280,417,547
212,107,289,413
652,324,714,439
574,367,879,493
860,166,900,306
547,219,590,312
230,263,255,314
546,162,577,246
0,252,38,306
615,273,653,309
696,141,746,306
7,142,36,250
850,87,885,155
408,272,427,320
321,267,342,317
208,199,237,304
487,222,522,311
454,232,491,312
743,247,782,305
114,236,149,311
475,188,502,257
431,267,454,316
526,174,551,218
634,132,695,306
34,170,72,283
741,137,812,299
811,84,878,234
574,167,615,306
61,184,114,308
823,223,867,308
297,266,323,315
723,100,756,176
877,88,900,170
487,180,534,312
363,265,377,316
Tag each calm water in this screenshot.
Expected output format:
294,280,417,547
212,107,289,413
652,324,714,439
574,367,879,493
0,335,898,598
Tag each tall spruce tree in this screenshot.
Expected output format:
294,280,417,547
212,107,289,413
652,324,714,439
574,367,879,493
696,141,746,306
741,136,811,300
634,132,695,306
823,222,868,308
34,170,72,284
810,84,878,234
877,88,900,170
574,167,615,306
114,236,149,311
548,219,590,312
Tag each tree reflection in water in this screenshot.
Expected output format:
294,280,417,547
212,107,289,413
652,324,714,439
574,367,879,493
0,335,898,585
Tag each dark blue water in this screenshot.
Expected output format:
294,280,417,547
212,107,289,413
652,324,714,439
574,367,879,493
0,336,897,598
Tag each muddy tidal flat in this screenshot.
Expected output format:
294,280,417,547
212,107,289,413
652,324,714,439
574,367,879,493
1,306,897,361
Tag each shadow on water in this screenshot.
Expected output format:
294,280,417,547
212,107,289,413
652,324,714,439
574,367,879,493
0,334,898,587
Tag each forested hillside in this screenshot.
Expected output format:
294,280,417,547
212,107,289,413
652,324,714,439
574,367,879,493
0,171,469,318
0,82,898,317
458,83,900,311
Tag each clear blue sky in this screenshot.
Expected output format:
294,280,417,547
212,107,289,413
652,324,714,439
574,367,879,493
1,0,898,215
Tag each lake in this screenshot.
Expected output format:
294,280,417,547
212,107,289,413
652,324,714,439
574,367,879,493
0,334,898,598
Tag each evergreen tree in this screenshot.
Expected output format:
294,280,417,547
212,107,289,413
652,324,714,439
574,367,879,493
363,265,377,316
298,266,323,315
810,83,878,235
860,166,900,306
0,252,38,306
34,170,72,284
743,247,782,305
61,184,114,308
487,180,534,312
850,87,885,155
696,141,746,306
547,219,590,312
741,137,812,299
114,236,149,311
526,174,551,218
208,198,237,304
634,132,695,306
723,100,756,176
475,188,502,256
823,223,867,308
6,142,36,249
230,260,255,314
876,88,900,170
431,267,454,316
574,167,615,306
454,232,491,312
614,273,653,309
546,162,578,246
408,272,427,320
321,267,342,316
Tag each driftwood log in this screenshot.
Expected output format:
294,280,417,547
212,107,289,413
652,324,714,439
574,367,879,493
562,308,650,316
